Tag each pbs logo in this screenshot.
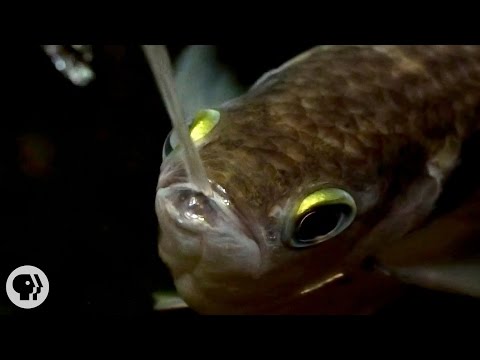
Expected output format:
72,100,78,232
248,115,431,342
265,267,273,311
6,265,49,309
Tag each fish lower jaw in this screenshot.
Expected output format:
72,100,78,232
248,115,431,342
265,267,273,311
173,274,270,315
171,274,219,314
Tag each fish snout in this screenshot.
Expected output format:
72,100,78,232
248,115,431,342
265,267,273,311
156,185,222,232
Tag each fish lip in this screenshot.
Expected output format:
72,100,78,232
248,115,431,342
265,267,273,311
157,219,205,282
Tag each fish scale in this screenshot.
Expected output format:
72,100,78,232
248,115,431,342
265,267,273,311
195,46,479,213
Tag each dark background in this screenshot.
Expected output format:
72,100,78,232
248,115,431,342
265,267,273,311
1,45,478,316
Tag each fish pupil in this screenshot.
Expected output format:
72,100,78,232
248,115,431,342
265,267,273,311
294,204,351,242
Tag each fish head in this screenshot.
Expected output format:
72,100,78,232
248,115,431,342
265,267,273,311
155,100,402,314
151,45,480,314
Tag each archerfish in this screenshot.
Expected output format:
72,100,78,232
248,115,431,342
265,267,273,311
144,45,480,314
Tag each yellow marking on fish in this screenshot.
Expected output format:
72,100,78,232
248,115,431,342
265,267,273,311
300,273,345,295
189,109,220,142
296,188,354,217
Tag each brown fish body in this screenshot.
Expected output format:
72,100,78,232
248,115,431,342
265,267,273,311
202,45,480,215
157,45,480,314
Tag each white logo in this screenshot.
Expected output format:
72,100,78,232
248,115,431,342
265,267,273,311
6,265,49,309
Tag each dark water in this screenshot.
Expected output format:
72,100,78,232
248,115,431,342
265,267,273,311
1,45,478,316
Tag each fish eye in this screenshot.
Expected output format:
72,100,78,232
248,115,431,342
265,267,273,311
287,188,356,248
162,109,220,160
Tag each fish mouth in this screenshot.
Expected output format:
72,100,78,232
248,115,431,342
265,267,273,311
156,160,266,255
156,183,263,269
155,179,265,312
